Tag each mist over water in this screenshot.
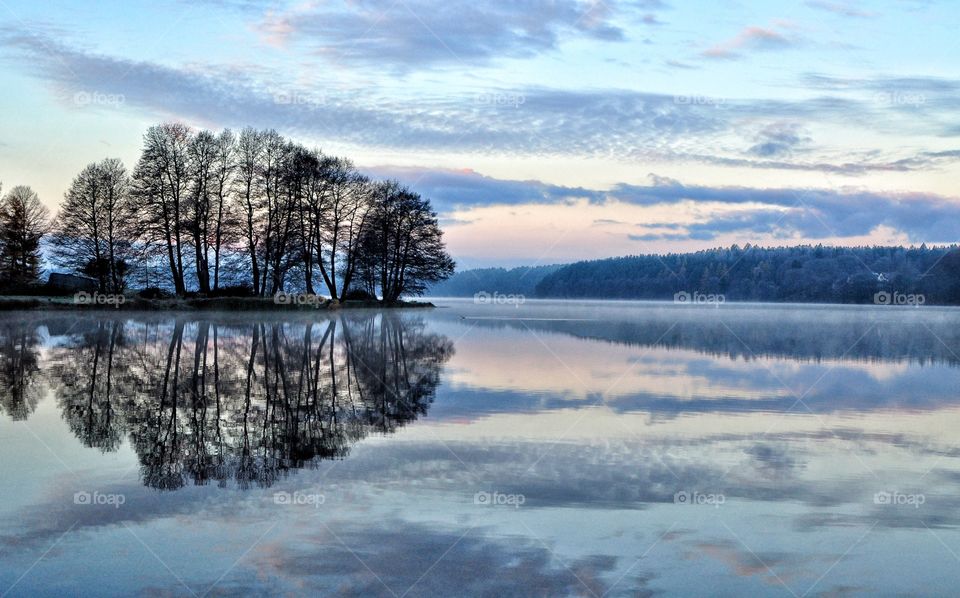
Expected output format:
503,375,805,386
1,301,959,596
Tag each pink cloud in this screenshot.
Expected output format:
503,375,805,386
258,11,296,48
702,25,794,59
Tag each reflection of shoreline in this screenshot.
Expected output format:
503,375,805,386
2,313,453,491
0,297,435,311
439,305,960,367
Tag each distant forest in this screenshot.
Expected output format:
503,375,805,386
426,264,562,297
430,245,960,305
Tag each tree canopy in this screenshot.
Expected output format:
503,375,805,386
0,185,50,288
5,122,455,300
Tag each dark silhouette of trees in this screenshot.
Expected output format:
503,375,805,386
187,129,218,294
41,313,453,490
341,312,453,431
50,158,135,292
259,131,296,296
359,181,455,303
0,185,49,287
432,245,960,306
233,127,266,294
14,122,456,299
0,318,44,420
316,157,372,300
532,245,960,304
132,123,192,294
51,319,128,451
210,130,236,290
291,148,324,295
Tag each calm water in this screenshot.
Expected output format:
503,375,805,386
1,300,959,596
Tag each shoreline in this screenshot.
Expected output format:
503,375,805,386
426,296,952,308
0,296,435,311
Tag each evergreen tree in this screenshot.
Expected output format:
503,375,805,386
0,186,49,287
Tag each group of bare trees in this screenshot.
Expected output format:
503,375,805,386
12,313,453,489
42,122,454,299
1,122,454,299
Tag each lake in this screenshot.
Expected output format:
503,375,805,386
1,299,959,596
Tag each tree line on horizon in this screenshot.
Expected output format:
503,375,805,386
430,245,960,305
0,123,455,301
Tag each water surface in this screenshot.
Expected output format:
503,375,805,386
1,300,959,596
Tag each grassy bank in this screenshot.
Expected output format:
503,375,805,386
0,295,434,311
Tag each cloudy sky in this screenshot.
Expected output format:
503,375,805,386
0,0,958,267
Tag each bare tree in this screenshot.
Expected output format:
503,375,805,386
358,181,454,302
211,130,236,290
259,132,296,295
132,123,192,294
232,127,265,294
315,158,372,300
51,158,135,292
334,173,373,299
287,145,324,295
187,130,216,293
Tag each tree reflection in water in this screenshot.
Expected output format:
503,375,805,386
42,313,453,490
0,318,44,421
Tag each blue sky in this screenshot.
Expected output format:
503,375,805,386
0,0,958,267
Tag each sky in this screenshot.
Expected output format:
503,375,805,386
0,0,958,268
